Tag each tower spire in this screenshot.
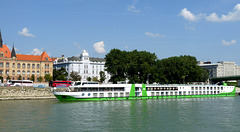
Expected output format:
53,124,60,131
11,45,16,58
0,29,3,48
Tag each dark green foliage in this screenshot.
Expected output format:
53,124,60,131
30,75,35,82
87,77,91,82
18,75,22,80
53,67,68,81
69,71,81,81
44,74,53,82
39,76,43,82
99,71,106,83
105,49,209,84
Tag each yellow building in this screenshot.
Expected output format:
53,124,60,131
0,31,53,83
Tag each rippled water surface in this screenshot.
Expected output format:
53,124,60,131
1,96,240,132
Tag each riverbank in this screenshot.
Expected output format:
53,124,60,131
0,86,61,100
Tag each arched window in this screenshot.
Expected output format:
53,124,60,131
32,64,35,68
45,57,48,61
22,63,25,68
37,71,40,75
0,62,3,67
22,70,25,75
27,64,30,68
12,63,15,68
12,70,15,75
27,70,30,75
32,71,35,75
6,63,9,68
17,70,21,75
37,64,40,69
23,77,25,80
17,63,21,68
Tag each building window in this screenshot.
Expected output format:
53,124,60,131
32,64,35,69
12,70,15,75
32,71,35,75
27,64,30,68
5,70,9,74
22,70,25,75
23,77,25,80
37,64,40,69
17,63,21,68
6,63,9,68
45,57,48,61
37,71,39,75
27,70,30,75
0,70,3,74
17,70,21,75
0,62,3,67
22,63,25,68
12,63,15,68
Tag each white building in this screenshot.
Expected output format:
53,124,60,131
198,61,240,78
53,50,110,83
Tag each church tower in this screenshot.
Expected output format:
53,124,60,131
11,45,16,58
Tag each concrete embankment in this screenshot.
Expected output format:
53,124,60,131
0,87,59,100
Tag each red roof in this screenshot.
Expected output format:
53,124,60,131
0,44,11,58
16,52,52,61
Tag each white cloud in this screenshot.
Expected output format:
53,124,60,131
73,42,81,49
206,4,240,22
31,48,43,55
180,3,240,22
93,41,106,54
18,27,36,38
145,32,165,38
127,5,141,13
179,8,201,22
222,40,237,46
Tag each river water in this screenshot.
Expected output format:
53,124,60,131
0,96,240,132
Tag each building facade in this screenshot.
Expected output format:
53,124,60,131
198,61,240,78
53,50,110,83
0,31,53,83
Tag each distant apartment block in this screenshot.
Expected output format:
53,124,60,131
198,61,240,78
53,50,110,83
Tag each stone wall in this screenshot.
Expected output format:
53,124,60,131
0,87,56,100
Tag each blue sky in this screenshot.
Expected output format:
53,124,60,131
0,0,240,64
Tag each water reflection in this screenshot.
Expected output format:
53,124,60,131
0,97,240,131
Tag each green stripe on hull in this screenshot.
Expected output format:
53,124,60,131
54,93,235,101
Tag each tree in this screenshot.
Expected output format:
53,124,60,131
44,74,53,82
69,71,81,81
87,77,91,82
0,76,3,83
53,67,68,81
92,77,99,82
18,75,22,80
30,75,35,82
105,49,127,83
38,76,43,82
6,75,11,81
99,71,106,83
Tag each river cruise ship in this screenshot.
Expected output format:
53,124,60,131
52,83,236,101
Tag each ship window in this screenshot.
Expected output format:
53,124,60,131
161,92,164,96
156,92,159,96
93,93,97,97
151,92,154,96
108,93,112,97
100,93,104,97
114,93,118,97
221,87,223,90
120,93,124,97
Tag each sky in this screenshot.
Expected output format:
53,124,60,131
0,0,240,64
